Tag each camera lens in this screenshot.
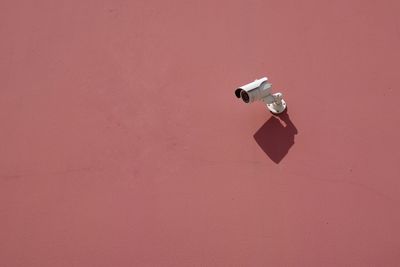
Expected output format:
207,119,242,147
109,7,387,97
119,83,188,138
241,91,250,103
235,89,242,98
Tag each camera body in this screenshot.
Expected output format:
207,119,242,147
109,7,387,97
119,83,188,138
235,77,287,114
235,77,272,103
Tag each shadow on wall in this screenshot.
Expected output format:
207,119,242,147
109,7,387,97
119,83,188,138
253,112,298,164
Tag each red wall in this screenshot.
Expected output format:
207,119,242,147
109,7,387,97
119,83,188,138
1,0,400,266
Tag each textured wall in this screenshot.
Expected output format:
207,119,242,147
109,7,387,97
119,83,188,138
1,0,400,266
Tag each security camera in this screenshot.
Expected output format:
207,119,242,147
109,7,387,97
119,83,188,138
235,77,287,114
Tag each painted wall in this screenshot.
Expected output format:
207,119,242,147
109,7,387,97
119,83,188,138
1,0,400,266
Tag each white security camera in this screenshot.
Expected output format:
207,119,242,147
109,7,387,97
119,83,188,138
235,77,287,114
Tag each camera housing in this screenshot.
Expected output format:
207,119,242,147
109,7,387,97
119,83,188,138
235,77,287,114
235,77,272,103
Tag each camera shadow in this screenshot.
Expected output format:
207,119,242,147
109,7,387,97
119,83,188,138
253,111,298,164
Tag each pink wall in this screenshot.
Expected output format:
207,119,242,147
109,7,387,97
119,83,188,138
1,0,400,266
